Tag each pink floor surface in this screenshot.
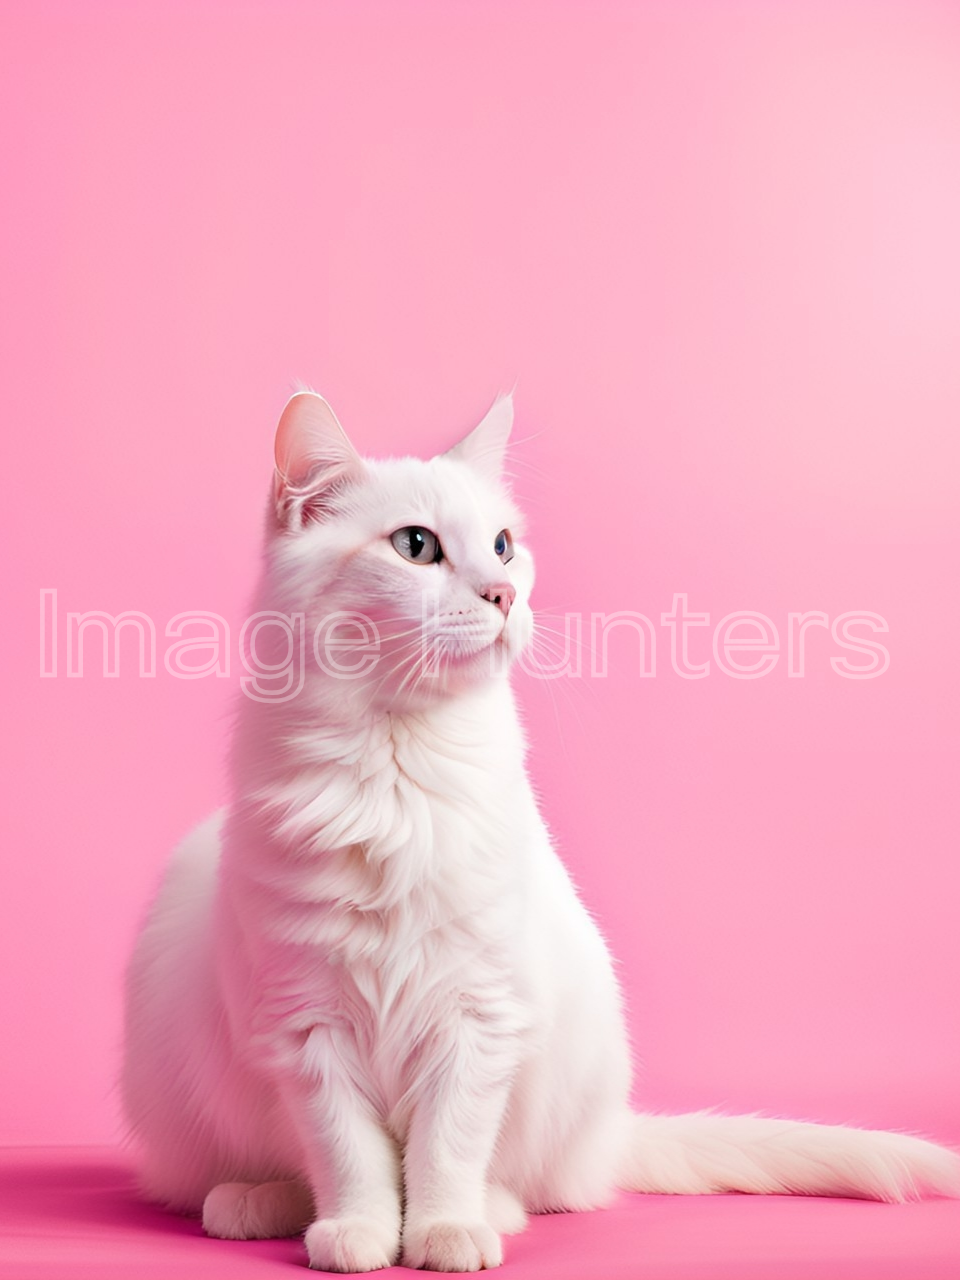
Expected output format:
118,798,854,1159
3,1146,959,1280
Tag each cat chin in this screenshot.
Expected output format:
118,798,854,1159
395,645,513,707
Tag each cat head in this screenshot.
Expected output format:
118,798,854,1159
265,390,534,710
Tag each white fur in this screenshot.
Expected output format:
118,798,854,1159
122,392,960,1272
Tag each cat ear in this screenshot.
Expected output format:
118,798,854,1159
445,392,514,484
273,391,365,525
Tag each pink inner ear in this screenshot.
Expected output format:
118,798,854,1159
446,393,514,483
274,391,363,489
273,392,366,528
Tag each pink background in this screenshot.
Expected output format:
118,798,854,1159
2,0,959,1166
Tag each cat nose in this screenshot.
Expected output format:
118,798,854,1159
480,582,516,618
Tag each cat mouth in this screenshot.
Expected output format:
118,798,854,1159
435,622,505,661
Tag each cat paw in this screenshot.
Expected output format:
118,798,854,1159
203,1180,312,1240
204,1183,258,1239
304,1216,400,1272
402,1221,503,1271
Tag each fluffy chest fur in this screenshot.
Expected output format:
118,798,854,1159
218,684,532,1119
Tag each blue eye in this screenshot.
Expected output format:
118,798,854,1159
495,529,514,564
391,526,443,564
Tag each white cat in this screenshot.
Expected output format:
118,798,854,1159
122,391,960,1272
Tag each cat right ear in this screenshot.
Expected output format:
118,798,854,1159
273,391,365,527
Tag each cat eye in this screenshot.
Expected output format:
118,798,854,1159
391,526,444,564
494,529,514,564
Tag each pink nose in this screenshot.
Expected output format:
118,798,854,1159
480,582,516,618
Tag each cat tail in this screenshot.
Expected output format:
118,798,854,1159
619,1111,960,1202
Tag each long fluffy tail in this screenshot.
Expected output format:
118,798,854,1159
619,1112,960,1202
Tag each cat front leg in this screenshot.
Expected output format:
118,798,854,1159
278,1043,403,1273
400,993,522,1272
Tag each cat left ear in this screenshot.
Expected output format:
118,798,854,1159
445,392,514,484
273,391,365,526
